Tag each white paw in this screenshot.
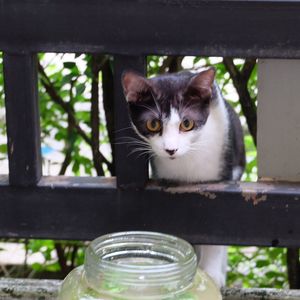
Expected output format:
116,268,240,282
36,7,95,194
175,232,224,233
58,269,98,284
205,270,226,288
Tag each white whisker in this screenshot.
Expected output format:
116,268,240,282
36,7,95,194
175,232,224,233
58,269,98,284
114,126,133,133
150,89,162,116
127,147,153,157
139,104,160,118
180,102,201,116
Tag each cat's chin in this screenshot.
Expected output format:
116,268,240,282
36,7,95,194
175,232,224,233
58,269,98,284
155,153,186,160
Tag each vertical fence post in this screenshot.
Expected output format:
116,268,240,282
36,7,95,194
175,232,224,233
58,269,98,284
3,53,42,186
258,59,300,181
114,55,148,188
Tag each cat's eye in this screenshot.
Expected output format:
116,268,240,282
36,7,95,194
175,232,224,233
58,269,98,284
146,119,161,132
180,119,195,132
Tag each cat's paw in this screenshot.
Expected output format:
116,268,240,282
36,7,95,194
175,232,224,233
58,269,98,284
205,270,226,288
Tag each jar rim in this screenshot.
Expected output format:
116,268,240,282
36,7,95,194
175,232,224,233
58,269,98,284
84,231,197,296
89,231,195,270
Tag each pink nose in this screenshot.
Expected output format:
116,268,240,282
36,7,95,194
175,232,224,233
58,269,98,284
165,149,177,156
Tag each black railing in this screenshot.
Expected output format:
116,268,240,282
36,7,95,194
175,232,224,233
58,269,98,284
0,0,300,248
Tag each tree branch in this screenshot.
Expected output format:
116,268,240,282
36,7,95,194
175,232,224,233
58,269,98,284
54,243,69,276
159,56,184,74
287,248,300,288
102,59,116,175
242,58,256,81
58,109,75,176
90,54,105,176
223,57,257,145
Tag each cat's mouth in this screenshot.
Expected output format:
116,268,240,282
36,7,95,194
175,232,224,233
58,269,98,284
169,157,176,160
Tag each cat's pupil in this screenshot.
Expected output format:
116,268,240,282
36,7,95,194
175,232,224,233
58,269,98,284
151,120,158,128
183,119,190,127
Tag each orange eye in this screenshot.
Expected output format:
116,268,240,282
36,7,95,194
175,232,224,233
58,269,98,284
146,119,161,132
180,119,195,132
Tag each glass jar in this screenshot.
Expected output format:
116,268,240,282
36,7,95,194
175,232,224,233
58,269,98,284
58,231,222,300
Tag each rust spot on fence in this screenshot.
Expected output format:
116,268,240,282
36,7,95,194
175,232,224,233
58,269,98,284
162,182,232,199
239,181,276,205
242,192,267,205
198,191,217,199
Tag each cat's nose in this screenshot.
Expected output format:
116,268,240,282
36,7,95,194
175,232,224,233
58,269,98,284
165,149,178,156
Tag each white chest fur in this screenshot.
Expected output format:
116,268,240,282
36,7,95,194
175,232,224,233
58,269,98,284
153,99,229,182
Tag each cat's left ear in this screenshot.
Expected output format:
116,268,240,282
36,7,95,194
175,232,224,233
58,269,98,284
186,68,215,100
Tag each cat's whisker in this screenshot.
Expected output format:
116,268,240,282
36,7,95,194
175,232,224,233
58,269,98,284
190,143,210,149
147,153,156,161
116,136,148,142
139,104,160,118
188,146,210,154
130,150,153,159
130,147,152,154
115,137,150,147
180,102,201,115
150,90,162,116
114,126,133,133
127,147,153,157
136,150,154,159
115,140,150,146
191,139,211,146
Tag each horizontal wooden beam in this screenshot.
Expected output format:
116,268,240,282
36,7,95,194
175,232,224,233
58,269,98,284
0,176,300,246
1,1,300,57
1,278,300,300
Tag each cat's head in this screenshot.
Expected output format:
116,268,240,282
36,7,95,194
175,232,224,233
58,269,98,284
121,68,216,159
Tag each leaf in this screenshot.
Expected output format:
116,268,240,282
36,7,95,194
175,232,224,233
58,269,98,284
63,62,76,69
75,83,86,96
0,144,7,154
72,160,80,174
256,259,270,268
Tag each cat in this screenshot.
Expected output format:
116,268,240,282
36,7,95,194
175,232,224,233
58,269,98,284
121,68,245,287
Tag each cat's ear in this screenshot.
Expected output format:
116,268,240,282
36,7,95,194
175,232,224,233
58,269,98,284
186,68,215,100
122,71,152,103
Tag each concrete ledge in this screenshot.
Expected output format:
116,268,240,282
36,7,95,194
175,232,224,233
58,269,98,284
0,278,60,299
222,288,300,300
1,278,300,300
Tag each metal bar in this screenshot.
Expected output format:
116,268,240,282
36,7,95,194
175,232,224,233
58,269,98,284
3,53,42,186
0,176,300,247
1,1,300,57
114,55,148,188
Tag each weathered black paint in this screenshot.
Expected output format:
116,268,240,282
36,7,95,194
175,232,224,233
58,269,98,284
114,55,148,188
3,53,42,186
0,176,299,247
0,0,300,57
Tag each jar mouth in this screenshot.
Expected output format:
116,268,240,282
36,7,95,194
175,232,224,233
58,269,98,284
84,231,197,297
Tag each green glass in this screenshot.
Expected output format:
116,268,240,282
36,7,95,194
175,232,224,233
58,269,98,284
59,232,222,300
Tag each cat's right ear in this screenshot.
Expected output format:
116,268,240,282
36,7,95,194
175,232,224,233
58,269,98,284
122,71,151,103
186,68,216,101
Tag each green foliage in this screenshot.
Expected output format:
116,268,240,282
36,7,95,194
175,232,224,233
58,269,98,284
27,240,86,274
228,247,288,288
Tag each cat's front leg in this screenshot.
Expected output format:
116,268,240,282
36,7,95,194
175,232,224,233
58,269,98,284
195,245,227,288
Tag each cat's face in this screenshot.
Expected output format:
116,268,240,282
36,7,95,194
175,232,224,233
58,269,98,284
121,69,215,159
